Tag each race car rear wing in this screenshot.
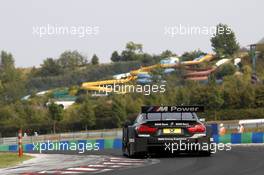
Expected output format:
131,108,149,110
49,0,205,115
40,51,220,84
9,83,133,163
141,106,204,113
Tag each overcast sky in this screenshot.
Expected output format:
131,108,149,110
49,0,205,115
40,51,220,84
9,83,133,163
0,0,263,67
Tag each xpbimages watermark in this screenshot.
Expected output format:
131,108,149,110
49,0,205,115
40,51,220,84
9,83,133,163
32,24,100,38
93,84,166,96
33,140,100,154
164,140,232,154
164,24,231,37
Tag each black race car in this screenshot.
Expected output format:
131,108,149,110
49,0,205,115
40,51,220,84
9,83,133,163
122,106,213,157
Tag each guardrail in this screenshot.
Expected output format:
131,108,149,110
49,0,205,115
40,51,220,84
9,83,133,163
213,132,264,144
1,132,264,153
2,124,264,153
2,122,263,145
0,129,122,145
0,138,123,152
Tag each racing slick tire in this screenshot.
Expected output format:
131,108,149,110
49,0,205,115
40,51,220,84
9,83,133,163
128,144,135,158
122,142,136,158
127,143,147,158
122,143,128,157
198,126,212,157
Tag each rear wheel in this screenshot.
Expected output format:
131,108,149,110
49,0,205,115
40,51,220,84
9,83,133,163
128,144,135,158
199,140,212,157
201,128,212,157
129,145,149,158
122,142,128,156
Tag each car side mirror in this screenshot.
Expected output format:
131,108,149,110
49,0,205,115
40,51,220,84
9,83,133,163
199,118,205,122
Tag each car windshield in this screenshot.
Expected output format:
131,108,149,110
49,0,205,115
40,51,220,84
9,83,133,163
137,112,198,122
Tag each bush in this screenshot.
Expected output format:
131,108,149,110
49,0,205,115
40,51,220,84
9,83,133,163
201,108,264,121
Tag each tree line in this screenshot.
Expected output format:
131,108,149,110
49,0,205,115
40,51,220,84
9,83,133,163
0,23,263,137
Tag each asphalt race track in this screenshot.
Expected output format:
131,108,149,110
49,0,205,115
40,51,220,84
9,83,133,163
102,146,264,175
2,145,264,175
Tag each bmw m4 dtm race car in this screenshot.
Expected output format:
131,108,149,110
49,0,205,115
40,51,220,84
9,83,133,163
122,106,213,157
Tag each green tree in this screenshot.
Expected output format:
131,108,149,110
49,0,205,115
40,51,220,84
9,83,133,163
111,97,127,126
39,58,62,76
0,81,3,94
211,23,239,57
92,97,126,128
91,54,99,65
215,63,236,79
222,77,255,109
48,102,63,133
58,50,87,70
126,42,143,53
0,51,15,69
0,51,16,83
0,51,25,103
95,103,118,129
241,65,252,81
160,50,176,58
207,86,224,120
141,53,154,65
121,42,143,61
175,87,191,105
78,102,96,130
180,50,205,61
111,51,121,62
238,83,255,108
255,85,264,107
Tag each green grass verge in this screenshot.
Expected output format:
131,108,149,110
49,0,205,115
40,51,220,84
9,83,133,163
0,152,33,168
